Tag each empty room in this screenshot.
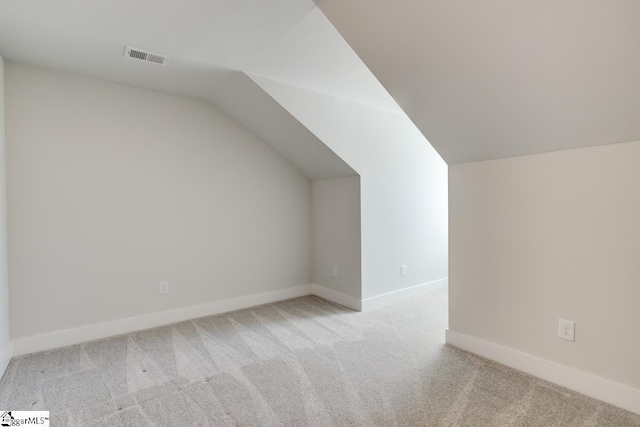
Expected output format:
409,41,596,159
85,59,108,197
0,1,639,426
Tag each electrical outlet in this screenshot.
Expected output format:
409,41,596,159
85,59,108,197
558,319,575,341
159,281,169,295
331,266,338,278
401,265,407,276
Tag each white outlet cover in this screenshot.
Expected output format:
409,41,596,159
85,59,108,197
159,281,169,295
558,319,575,341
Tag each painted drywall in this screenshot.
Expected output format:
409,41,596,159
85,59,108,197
0,0,317,101
6,63,312,339
246,7,402,114
253,76,448,300
319,0,640,164
212,72,358,181
0,55,10,367
312,176,361,299
449,141,640,390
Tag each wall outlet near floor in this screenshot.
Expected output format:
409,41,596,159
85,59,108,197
331,266,338,278
558,319,575,341
401,264,407,276
159,281,169,295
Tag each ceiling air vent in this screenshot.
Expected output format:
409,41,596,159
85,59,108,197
124,46,168,66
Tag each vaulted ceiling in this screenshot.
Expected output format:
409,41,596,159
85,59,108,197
1,0,638,165
318,0,640,163
0,0,316,101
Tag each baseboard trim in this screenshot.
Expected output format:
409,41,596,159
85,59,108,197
446,329,640,415
0,341,12,381
311,284,361,311
12,285,313,356
361,278,448,311
10,280,451,357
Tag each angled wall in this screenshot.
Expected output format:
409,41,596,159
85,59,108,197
212,73,362,305
212,72,357,181
6,63,313,342
252,76,448,304
0,55,10,377
312,176,361,303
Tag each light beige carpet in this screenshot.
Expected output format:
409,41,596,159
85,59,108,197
0,285,638,426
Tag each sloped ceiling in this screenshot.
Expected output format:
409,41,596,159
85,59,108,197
213,72,357,180
0,0,317,100
3,1,623,166
244,7,402,114
318,0,640,164
0,0,362,179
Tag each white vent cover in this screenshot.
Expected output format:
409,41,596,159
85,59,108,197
124,47,168,66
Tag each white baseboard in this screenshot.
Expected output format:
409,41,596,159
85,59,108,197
361,278,448,311
9,280,451,358
12,285,312,356
446,329,640,416
0,341,12,380
311,284,361,311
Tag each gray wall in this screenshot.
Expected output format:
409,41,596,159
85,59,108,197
0,55,10,368
6,63,312,339
312,176,361,299
254,76,449,301
450,141,640,390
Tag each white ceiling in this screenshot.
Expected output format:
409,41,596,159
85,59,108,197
245,8,402,113
319,0,640,164
0,0,396,113
0,0,318,100
0,0,398,177
3,0,625,166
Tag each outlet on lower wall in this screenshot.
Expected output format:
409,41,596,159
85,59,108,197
159,281,169,295
331,266,338,278
401,265,407,276
558,319,575,341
